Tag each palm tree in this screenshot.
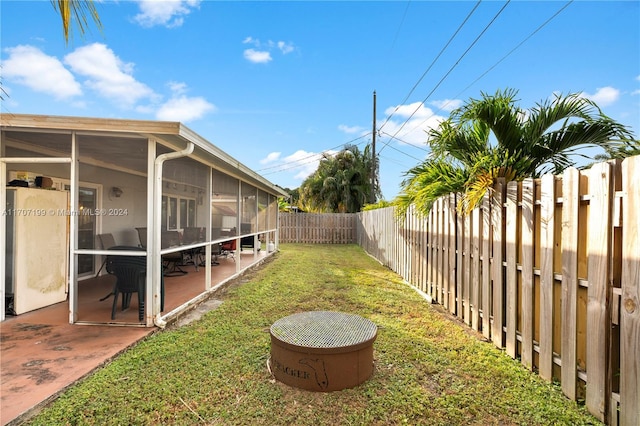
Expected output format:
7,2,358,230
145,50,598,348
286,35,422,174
51,0,103,43
396,88,635,217
299,144,379,213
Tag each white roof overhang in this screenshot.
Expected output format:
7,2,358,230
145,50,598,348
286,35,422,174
0,113,289,197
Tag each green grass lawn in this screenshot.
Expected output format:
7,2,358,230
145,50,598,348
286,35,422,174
28,244,600,425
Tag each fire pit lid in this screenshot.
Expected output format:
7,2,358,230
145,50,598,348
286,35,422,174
270,311,377,352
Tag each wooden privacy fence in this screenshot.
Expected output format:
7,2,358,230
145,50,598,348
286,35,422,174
356,156,639,426
279,212,356,244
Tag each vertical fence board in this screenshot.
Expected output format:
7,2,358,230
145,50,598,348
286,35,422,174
620,156,640,426
443,196,452,309
539,174,556,381
482,196,491,339
457,202,464,317
506,182,519,358
521,178,535,370
562,167,580,400
423,206,429,294
449,194,458,314
440,197,449,309
420,208,426,295
471,207,481,331
463,212,472,325
586,162,613,421
428,206,435,299
492,180,505,347
437,198,444,304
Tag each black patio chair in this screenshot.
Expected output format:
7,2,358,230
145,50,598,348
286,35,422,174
181,227,204,271
136,227,147,248
106,251,147,321
161,231,188,276
106,246,165,321
95,233,117,278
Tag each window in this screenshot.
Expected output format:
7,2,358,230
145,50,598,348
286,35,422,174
162,195,195,230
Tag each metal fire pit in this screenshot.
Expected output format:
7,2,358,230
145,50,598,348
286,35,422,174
269,311,378,392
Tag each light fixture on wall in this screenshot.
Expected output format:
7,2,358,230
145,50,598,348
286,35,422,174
110,187,123,198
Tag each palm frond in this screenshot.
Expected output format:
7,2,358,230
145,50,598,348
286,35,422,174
454,88,525,152
51,0,103,43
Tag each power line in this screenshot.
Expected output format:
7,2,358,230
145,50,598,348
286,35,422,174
378,0,482,133
379,0,512,156
388,1,412,55
262,1,572,183
404,0,574,137
258,133,371,175
258,1,483,178
377,130,433,156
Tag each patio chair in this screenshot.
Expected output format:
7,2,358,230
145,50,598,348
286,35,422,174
181,227,204,271
220,239,236,261
136,227,147,248
107,254,146,321
95,233,117,278
161,231,188,276
240,223,256,250
106,247,165,320
210,243,221,265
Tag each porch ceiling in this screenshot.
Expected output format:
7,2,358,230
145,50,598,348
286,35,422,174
1,114,288,197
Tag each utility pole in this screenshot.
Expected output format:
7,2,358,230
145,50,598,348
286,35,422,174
371,90,377,204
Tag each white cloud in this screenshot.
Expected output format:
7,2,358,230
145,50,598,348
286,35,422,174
338,124,365,134
277,41,294,54
260,152,281,164
244,49,272,64
242,37,295,63
64,43,157,108
155,81,215,122
134,0,201,28
155,95,215,122
2,45,82,100
3,42,215,122
282,150,325,181
580,86,620,107
429,98,463,112
381,102,445,146
168,81,188,95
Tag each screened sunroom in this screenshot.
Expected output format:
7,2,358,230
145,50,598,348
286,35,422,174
1,114,287,327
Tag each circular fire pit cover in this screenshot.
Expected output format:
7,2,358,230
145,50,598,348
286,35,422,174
269,311,377,392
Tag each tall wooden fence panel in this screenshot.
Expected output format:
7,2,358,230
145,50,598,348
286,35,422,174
279,212,357,244
355,157,640,425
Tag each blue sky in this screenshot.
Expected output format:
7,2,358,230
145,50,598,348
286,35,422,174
2,1,639,199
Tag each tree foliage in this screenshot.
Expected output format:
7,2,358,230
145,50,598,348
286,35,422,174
51,0,103,43
299,144,379,213
396,88,636,217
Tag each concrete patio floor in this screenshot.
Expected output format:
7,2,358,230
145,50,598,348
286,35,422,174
1,249,269,425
